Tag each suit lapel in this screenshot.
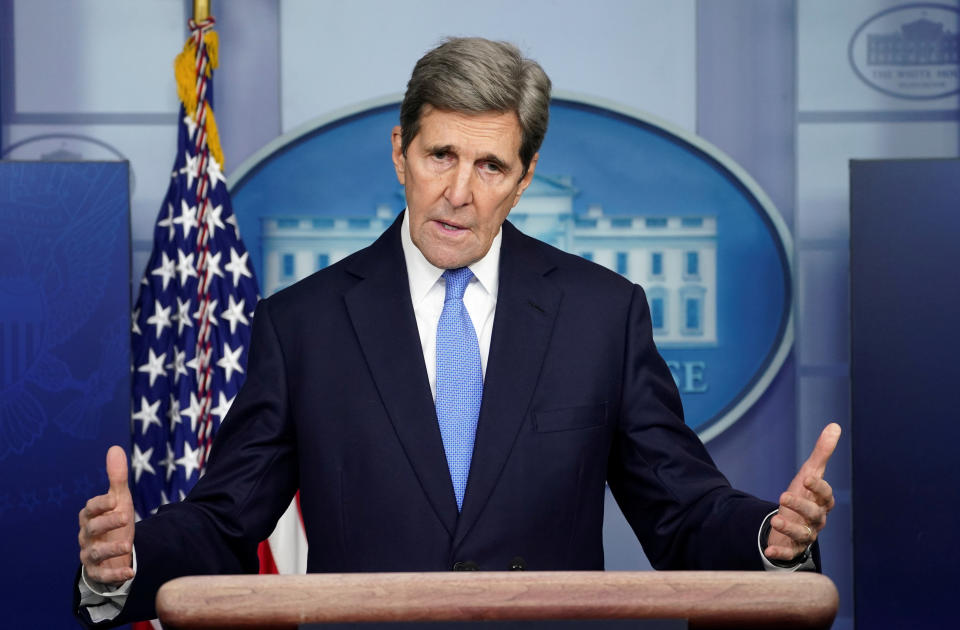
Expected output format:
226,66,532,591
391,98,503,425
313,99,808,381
454,222,561,548
344,217,459,536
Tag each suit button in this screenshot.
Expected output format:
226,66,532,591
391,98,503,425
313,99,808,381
452,561,478,571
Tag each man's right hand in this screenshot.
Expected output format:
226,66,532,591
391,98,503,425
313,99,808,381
78,445,135,585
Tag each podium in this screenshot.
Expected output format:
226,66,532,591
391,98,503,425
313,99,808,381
156,571,838,629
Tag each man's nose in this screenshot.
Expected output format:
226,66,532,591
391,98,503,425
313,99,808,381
444,163,474,208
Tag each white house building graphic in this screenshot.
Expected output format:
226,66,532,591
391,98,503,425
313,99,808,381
260,174,717,348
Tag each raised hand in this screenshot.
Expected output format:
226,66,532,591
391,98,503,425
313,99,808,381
78,446,136,585
764,423,841,563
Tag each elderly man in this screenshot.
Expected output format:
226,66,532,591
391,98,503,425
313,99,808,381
77,37,839,626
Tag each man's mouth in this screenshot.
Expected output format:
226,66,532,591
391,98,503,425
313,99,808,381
437,220,465,231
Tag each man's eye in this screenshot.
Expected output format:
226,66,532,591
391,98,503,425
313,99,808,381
432,151,449,160
481,162,502,173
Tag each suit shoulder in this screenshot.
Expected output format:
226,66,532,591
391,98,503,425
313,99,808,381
512,227,637,296
260,247,365,315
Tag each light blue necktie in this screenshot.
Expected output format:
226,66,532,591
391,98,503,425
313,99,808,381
435,267,483,511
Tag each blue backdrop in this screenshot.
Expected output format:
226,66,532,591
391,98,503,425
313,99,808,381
0,161,131,628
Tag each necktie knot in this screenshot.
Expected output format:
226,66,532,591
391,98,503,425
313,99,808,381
442,267,473,301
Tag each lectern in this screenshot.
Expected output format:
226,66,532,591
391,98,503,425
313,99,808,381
156,571,837,629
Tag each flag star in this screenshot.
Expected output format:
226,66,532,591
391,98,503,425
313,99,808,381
217,342,244,383
193,298,218,328
225,213,241,239
131,306,142,336
167,393,181,427
145,300,173,338
137,348,167,387
157,202,177,241
183,113,198,140
203,202,226,237
176,442,201,481
131,396,162,435
166,347,188,384
180,392,204,434
206,157,227,191
186,346,211,379
176,249,198,285
203,250,225,285
224,247,253,287
174,296,194,335
150,251,176,291
174,200,198,242
158,442,177,481
179,151,201,191
130,444,156,484
211,392,235,423
221,295,249,335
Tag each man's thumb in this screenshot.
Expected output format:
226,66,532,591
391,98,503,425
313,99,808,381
106,445,130,496
807,422,841,474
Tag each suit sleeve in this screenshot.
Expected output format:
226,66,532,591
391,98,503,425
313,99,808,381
606,284,778,570
78,299,300,626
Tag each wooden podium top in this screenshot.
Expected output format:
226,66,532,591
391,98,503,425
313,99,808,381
156,571,838,629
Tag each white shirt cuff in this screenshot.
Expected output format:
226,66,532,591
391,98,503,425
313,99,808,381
78,545,137,623
757,509,816,572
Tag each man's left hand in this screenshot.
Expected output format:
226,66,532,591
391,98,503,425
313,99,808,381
764,423,841,563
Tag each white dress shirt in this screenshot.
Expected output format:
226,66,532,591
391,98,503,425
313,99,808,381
400,209,500,397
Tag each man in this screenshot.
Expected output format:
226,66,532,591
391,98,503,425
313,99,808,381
77,38,839,626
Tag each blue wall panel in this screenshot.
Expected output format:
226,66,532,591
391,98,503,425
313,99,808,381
0,161,130,628
850,158,960,628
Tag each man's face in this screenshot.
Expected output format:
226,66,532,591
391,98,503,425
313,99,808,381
391,107,538,269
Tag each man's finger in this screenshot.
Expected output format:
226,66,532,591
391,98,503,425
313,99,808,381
804,476,836,509
804,423,841,475
81,494,117,524
86,565,135,586
781,492,827,527
82,540,133,566
771,515,817,545
106,445,130,497
764,545,803,562
83,511,130,538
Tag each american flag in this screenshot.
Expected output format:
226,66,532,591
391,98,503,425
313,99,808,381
130,16,259,521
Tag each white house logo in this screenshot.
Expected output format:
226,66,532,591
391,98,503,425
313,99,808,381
849,3,960,99
230,96,793,441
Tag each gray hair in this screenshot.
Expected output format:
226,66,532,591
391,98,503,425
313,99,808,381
399,37,552,176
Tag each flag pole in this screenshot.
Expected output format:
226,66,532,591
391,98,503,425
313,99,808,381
186,0,307,577
194,0,210,22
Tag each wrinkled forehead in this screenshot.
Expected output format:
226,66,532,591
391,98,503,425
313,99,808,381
414,106,523,158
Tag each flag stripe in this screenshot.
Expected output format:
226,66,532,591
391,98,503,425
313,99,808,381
263,493,308,575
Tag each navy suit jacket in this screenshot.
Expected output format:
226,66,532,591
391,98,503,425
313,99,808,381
86,215,780,624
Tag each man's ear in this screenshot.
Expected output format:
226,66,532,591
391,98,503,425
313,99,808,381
512,152,539,208
391,126,406,185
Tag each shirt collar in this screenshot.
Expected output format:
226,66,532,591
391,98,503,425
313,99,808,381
400,209,501,305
